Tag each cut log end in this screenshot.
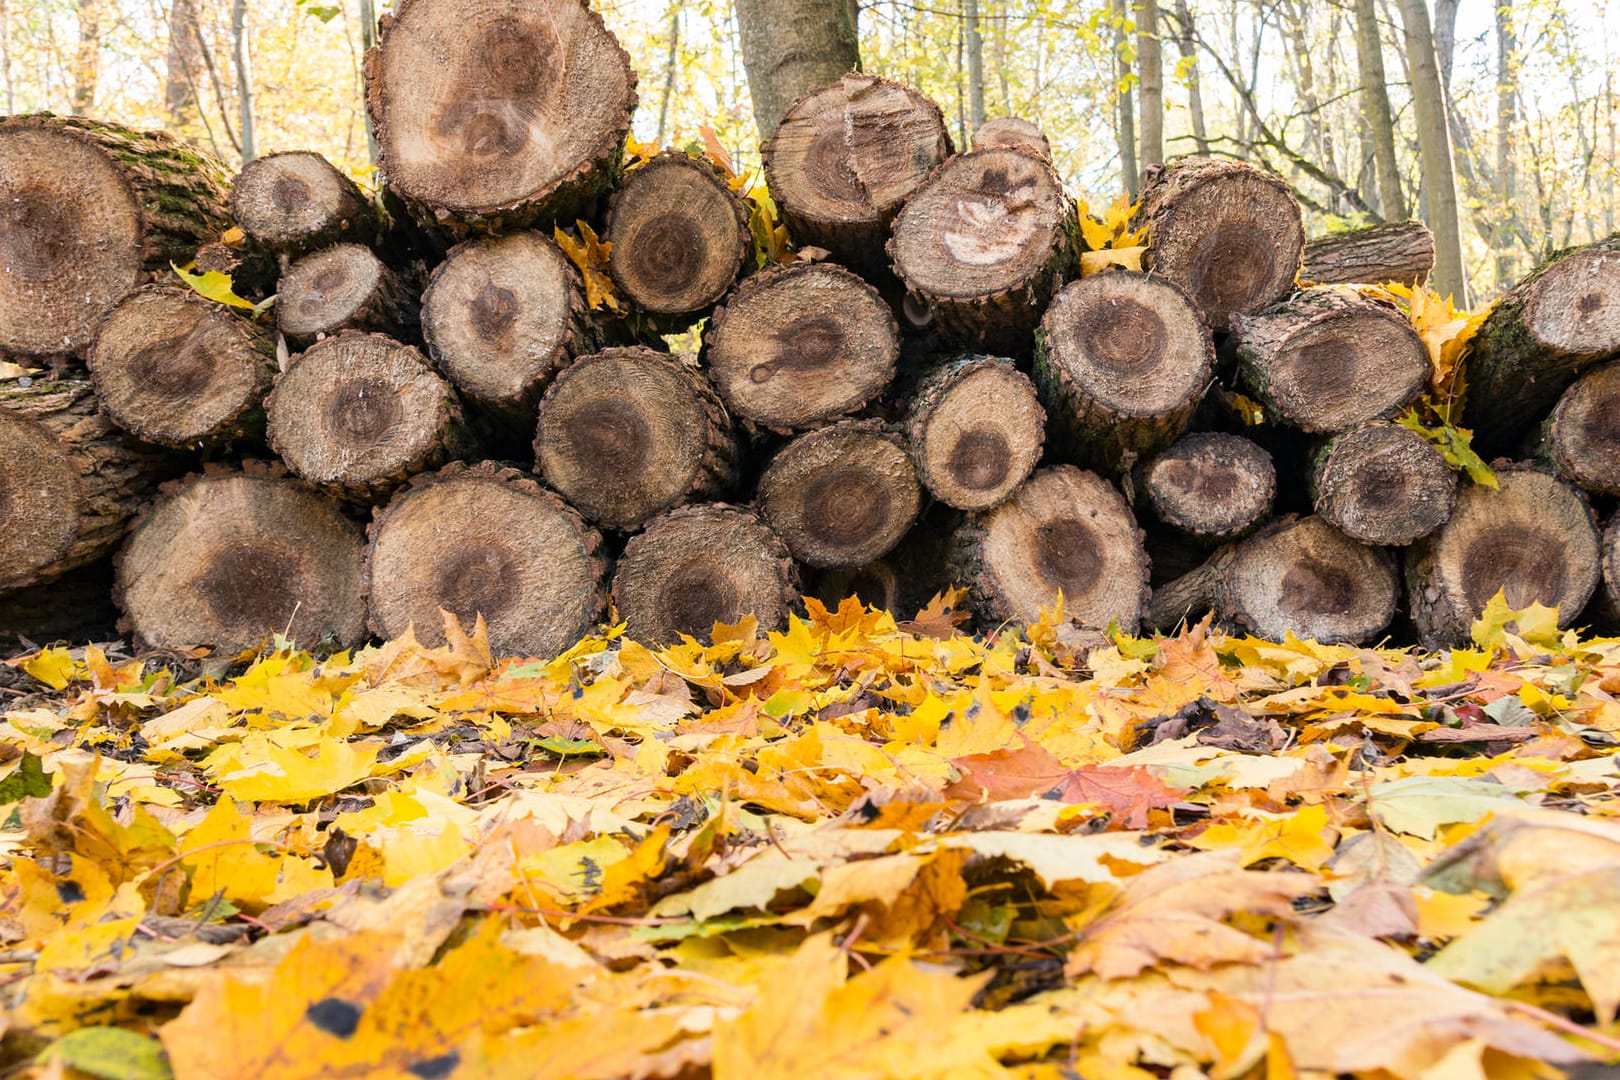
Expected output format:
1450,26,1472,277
276,243,417,344
1313,421,1457,546
905,356,1044,511
1139,432,1275,543
1225,516,1397,644
230,151,373,253
970,117,1052,161
606,152,749,318
1547,360,1620,495
1520,246,1620,357
758,421,921,569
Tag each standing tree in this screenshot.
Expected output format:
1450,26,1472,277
1355,0,1405,220
1398,0,1467,303
1113,0,1138,195
232,0,255,161
1137,0,1163,171
1496,0,1519,288
72,0,102,115
734,0,859,139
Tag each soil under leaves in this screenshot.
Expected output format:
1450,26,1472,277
2,590,1619,1079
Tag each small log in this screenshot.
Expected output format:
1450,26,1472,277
1149,515,1398,644
1310,421,1457,546
902,355,1044,511
612,503,799,644
265,332,471,501
1034,272,1214,472
970,117,1052,161
605,152,750,321
115,467,368,652
1233,288,1427,433
763,73,952,275
229,150,374,255
0,113,230,359
703,262,898,431
365,0,636,231
1463,234,1620,455
276,243,419,347
1300,221,1435,286
888,148,1074,354
0,378,175,592
1405,466,1601,647
366,461,608,657
1135,157,1304,331
89,284,277,449
0,560,119,650
1137,432,1276,544
1541,359,1620,495
949,465,1149,631
535,347,738,531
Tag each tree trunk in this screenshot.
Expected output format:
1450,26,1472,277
611,503,799,644
365,0,636,232
902,355,1045,511
1301,221,1435,286
1034,272,1214,474
115,467,369,652
702,262,898,432
655,6,679,146
1397,0,1468,304
276,244,419,347
366,461,608,656
265,332,471,502
970,117,1052,162
1232,288,1427,433
1134,157,1305,331
0,114,231,359
1172,0,1209,155
889,148,1074,355
949,465,1149,631
734,0,858,140
230,151,374,255
1309,421,1457,546
1542,361,1620,496
1405,466,1600,647
1136,432,1275,544
1355,0,1406,220
965,0,986,130
231,0,255,161
1113,0,1138,195
164,0,201,127
1137,0,1163,172
1495,0,1518,289
535,347,739,531
89,285,277,449
72,0,102,116
758,420,922,570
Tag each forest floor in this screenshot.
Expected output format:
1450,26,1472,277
1,591,1618,1079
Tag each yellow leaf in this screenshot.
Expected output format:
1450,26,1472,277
211,734,380,803
17,646,80,691
1081,246,1146,275
220,225,246,247
1470,589,1562,651
1189,804,1339,870
623,133,660,167
170,261,258,311
553,221,620,312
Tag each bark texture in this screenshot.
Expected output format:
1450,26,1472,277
734,0,858,139
1301,221,1435,286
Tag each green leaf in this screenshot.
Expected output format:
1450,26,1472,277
40,1026,173,1080
0,753,53,805
1395,408,1498,488
170,262,258,312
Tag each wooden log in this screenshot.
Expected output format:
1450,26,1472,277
1539,359,1620,495
1463,234,1620,456
0,559,119,650
1233,287,1427,433
1136,432,1276,544
1310,421,1457,546
366,461,608,656
611,503,799,644
265,332,471,501
0,113,230,359
364,0,637,232
605,152,750,322
230,151,374,255
888,148,1074,354
763,73,952,275
0,378,175,593
901,355,1044,511
1149,515,1398,644
703,262,898,431
970,117,1052,161
1134,157,1304,331
811,502,959,619
89,284,276,449
1405,466,1601,647
115,466,369,652
534,347,738,531
1034,272,1214,472
1596,516,1620,628
949,465,1149,631
1300,221,1435,286
276,243,419,347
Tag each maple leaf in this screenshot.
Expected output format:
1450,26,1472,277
898,586,971,640
948,740,1182,827
554,220,620,311
1469,588,1562,651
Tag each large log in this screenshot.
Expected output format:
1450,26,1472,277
0,114,230,359
1310,421,1457,546
230,151,374,256
276,243,419,347
366,462,608,656
1300,221,1435,287
1539,360,1620,496
1136,432,1276,544
364,0,637,231
901,355,1045,511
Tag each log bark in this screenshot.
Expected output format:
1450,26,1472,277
902,355,1044,511
757,420,922,570
949,465,1148,631
0,113,230,359
265,331,470,501
1136,432,1275,544
1405,466,1601,647
276,243,419,347
702,262,898,432
763,73,951,275
1310,421,1457,546
89,284,276,449
1134,156,1305,331
970,117,1052,161
115,466,369,652
1149,515,1398,644
535,347,738,531
1543,360,1620,495
604,152,750,322
612,503,799,644
366,461,608,657
1033,272,1214,473
1233,287,1428,433
1300,221,1435,286
889,148,1074,354
0,378,176,593
364,0,637,232
230,150,373,255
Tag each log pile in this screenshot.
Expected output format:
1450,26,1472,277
3,0,1620,656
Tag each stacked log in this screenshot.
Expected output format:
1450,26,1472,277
4,0,1620,656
